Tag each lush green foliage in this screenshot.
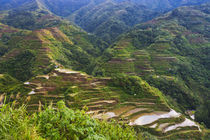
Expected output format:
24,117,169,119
195,100,210,128
0,42,8,57
0,50,36,81
145,76,199,109
112,74,166,100
0,101,138,140
36,101,137,140
0,74,29,98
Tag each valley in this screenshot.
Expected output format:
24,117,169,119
0,0,210,139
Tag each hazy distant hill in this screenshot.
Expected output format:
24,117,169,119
1,0,209,43
68,1,159,43
114,0,210,11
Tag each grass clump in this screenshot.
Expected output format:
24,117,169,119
0,103,42,140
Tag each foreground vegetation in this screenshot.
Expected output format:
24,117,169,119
0,101,141,140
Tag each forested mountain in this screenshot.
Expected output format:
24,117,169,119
68,1,159,43
0,0,210,139
1,0,209,43
1,0,206,16
0,0,36,11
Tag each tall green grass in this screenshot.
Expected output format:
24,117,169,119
0,101,138,140
0,102,42,140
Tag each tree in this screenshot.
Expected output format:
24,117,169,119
195,100,210,128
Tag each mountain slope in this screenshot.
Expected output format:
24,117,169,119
98,4,210,111
54,0,210,43
0,19,107,81
0,0,48,11
47,0,210,43
1,0,209,43
1,10,62,30
1,0,209,14
114,0,210,11
0,0,36,11
68,1,159,43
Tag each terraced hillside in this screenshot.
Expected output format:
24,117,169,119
0,22,203,138
0,23,107,81
99,4,210,110
0,1,210,139
15,67,201,139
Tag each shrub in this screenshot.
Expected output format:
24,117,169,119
35,101,137,140
0,101,138,140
